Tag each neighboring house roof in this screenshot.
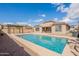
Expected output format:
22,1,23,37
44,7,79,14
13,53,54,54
69,24,79,32
75,24,79,32
34,25,40,28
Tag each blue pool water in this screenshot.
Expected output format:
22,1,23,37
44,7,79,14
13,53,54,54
18,34,68,54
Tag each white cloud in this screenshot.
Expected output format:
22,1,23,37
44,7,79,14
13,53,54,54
51,3,62,6
40,14,46,17
61,18,71,23
53,18,58,22
16,22,32,26
66,3,79,19
2,22,14,25
60,3,79,24
56,4,69,13
34,19,44,22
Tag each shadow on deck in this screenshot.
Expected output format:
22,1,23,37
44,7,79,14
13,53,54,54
0,32,30,56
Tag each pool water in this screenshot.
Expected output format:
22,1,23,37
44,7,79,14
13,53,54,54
19,34,68,54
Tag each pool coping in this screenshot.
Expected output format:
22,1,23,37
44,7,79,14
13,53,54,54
6,32,76,56
16,32,77,41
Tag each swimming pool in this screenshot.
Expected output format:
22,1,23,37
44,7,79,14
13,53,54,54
18,34,68,54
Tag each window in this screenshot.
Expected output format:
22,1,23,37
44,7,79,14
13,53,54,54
55,25,62,32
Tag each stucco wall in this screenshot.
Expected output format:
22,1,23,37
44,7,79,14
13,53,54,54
2,26,33,34
34,24,69,35
52,25,68,35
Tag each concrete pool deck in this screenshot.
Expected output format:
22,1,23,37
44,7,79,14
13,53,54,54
0,32,30,56
10,33,77,56
0,32,78,56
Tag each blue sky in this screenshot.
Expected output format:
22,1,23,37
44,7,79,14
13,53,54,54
0,3,78,26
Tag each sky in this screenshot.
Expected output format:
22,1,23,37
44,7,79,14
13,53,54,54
0,3,79,26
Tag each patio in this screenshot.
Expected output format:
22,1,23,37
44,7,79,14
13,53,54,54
0,31,30,56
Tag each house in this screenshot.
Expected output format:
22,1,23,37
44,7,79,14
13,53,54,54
1,24,33,34
34,21,70,35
